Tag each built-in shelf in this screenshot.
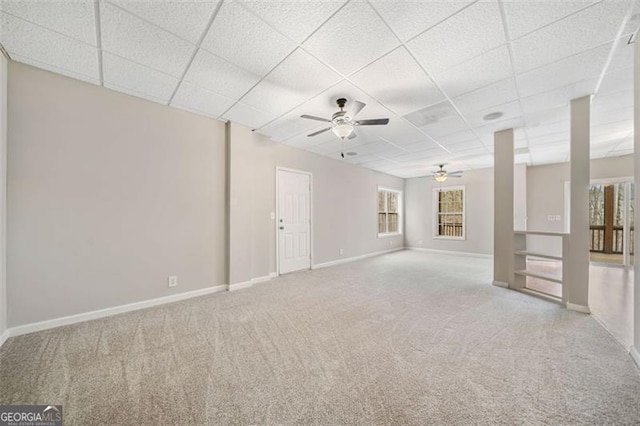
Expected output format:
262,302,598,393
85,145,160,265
513,250,563,261
514,269,563,284
517,288,563,304
513,231,568,302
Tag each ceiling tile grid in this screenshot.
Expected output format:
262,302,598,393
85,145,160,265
0,0,636,177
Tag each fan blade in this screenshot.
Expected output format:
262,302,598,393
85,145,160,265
301,114,332,123
355,118,389,126
448,170,463,175
348,100,366,118
448,175,463,178
347,131,357,140
307,127,331,137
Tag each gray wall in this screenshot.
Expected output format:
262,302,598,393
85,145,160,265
7,63,227,327
405,167,494,255
526,155,633,255
228,123,405,284
0,54,6,337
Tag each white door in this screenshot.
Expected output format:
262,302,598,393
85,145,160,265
278,169,311,274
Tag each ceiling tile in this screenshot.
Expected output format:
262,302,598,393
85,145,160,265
597,66,633,98
0,0,96,45
222,103,277,129
516,43,610,98
436,129,477,147
511,1,630,73
183,49,260,99
239,0,345,43
201,1,296,76
407,0,505,75
108,0,219,44
100,2,194,77
453,78,518,117
103,52,178,103
520,79,596,115
259,119,310,142
0,12,99,81
358,118,427,147
447,140,486,154
467,100,522,128
242,48,342,116
9,53,99,85
302,0,399,76
591,105,633,127
370,0,473,42
350,47,443,116
429,45,513,98
171,80,236,118
502,0,595,41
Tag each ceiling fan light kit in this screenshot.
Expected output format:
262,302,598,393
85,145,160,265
432,164,463,183
332,123,354,139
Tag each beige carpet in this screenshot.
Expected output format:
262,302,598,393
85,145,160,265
1,250,640,424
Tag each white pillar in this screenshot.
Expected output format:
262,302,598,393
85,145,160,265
632,33,640,365
493,128,514,288
566,96,590,313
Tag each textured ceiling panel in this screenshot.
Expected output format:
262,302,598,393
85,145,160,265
242,50,343,116
502,0,595,41
429,45,513,98
350,47,443,116
100,2,193,77
0,0,96,45
407,0,505,75
108,0,219,43
171,81,236,118
201,1,296,76
466,100,522,128
222,102,277,129
0,11,99,81
303,0,399,76
370,0,473,42
103,52,178,103
183,49,260,99
511,1,630,73
9,53,99,85
453,78,519,117
239,0,345,43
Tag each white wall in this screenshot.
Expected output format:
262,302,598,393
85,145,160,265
405,167,494,255
0,54,6,338
7,63,227,327
227,123,405,284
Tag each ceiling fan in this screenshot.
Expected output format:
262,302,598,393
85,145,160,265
432,164,463,183
300,98,390,142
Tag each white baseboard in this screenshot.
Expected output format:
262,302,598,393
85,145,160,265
228,273,276,291
0,329,9,348
492,280,509,288
566,302,591,314
406,247,493,259
631,346,640,368
312,247,404,270
5,284,228,340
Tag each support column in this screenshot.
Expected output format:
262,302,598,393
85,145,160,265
632,31,640,365
493,128,514,288
566,96,590,313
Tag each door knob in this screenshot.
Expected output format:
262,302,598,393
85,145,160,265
279,226,284,230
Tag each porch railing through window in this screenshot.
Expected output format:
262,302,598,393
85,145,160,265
438,223,463,237
589,225,634,254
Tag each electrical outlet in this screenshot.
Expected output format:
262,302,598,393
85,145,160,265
168,276,178,288
339,248,344,256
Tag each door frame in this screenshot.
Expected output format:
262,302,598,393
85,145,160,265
275,167,313,276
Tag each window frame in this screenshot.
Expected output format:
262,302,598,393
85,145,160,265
433,185,466,241
377,186,403,238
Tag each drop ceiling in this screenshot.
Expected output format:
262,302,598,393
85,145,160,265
0,0,637,178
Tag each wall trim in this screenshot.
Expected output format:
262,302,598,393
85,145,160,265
566,302,591,314
0,329,9,348
4,284,228,341
492,280,509,288
406,247,493,259
312,247,404,270
631,346,640,368
228,274,276,291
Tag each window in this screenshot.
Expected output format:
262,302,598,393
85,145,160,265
378,187,402,236
434,186,465,239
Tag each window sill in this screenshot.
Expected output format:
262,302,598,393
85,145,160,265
433,236,465,241
378,232,403,239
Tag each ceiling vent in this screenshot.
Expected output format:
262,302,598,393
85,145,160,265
404,101,457,127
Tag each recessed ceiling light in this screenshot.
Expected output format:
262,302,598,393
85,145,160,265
346,152,358,156
483,112,504,121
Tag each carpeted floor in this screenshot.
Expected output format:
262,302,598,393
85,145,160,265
1,250,640,424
